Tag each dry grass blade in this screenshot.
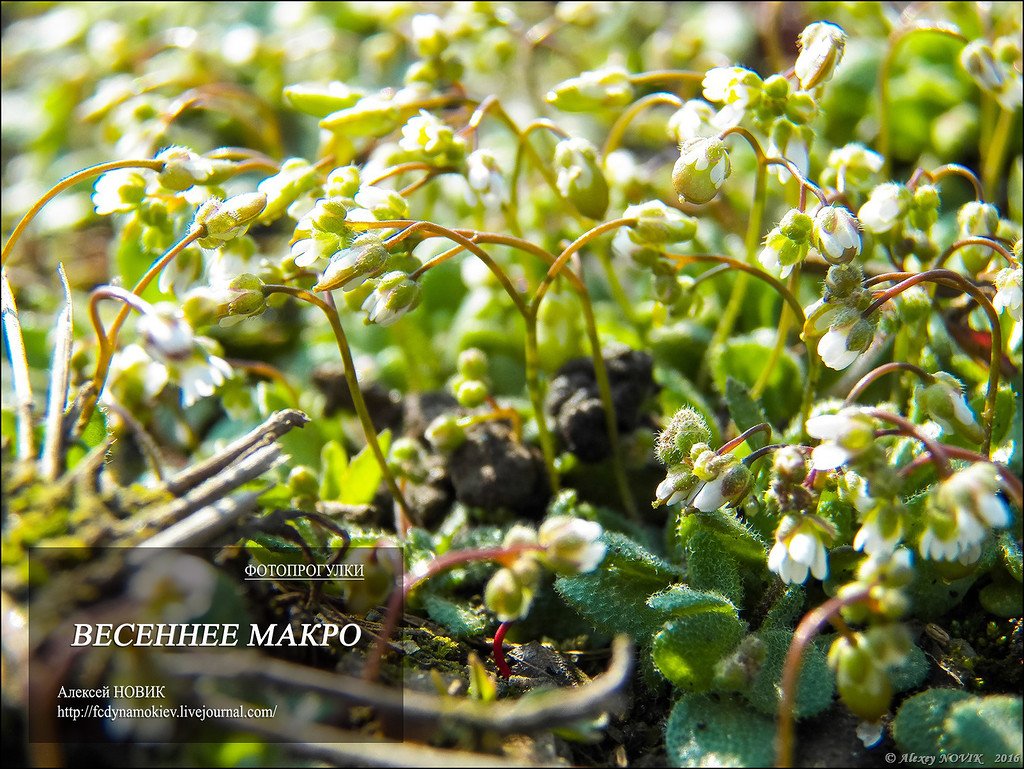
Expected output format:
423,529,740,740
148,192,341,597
1,268,34,459
40,264,73,480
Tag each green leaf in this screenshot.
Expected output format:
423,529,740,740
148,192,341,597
944,695,1023,763
666,695,775,768
555,532,682,640
422,593,487,638
678,510,767,565
999,532,1022,583
647,585,737,618
892,689,974,755
710,331,803,427
319,440,348,502
724,378,768,449
744,629,834,718
652,611,746,692
340,429,391,505
762,586,805,630
684,530,743,605
889,643,930,693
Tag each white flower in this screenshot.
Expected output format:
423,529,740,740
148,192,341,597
362,271,421,326
702,66,761,107
806,408,876,470
178,352,232,407
538,516,605,574
993,266,1022,322
768,515,831,584
92,169,147,215
850,477,905,555
858,183,909,234
138,303,195,362
668,99,719,142
818,322,861,370
795,22,846,91
655,468,699,507
104,343,169,404
813,205,862,263
920,463,1011,565
465,149,508,208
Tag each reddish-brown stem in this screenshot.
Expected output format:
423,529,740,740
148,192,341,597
844,362,934,405
910,163,985,201
493,621,513,679
899,445,1023,509
866,409,953,478
775,587,872,768
934,236,1018,269
718,423,772,455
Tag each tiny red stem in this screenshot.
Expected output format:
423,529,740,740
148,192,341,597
493,621,513,679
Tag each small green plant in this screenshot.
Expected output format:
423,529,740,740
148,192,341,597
2,3,1021,767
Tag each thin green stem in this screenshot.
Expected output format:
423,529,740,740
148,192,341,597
263,284,412,528
751,270,799,398
523,320,559,493
2,159,165,267
602,93,683,158
628,70,705,88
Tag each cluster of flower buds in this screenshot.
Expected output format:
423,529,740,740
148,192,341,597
960,37,1024,111
820,143,884,199
450,347,491,408
554,137,609,219
764,446,816,517
916,372,984,444
803,263,877,370
919,463,1012,565
653,407,753,512
404,13,464,87
546,64,635,112
192,192,268,250
484,517,605,621
397,110,468,168
182,273,267,328
615,200,698,308
828,623,911,721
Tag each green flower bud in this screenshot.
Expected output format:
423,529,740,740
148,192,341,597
194,193,267,249
457,348,489,381
785,91,818,124
484,567,530,621
824,263,865,300
653,272,683,305
455,378,489,408
283,81,364,118
410,13,448,58
324,166,362,198
311,196,351,234
908,184,940,230
425,414,467,452
921,372,984,444
156,146,217,192
957,201,1000,273
672,137,731,205
773,445,808,483
546,65,635,112
554,138,609,219
828,636,893,721
288,465,320,498
538,516,605,574
362,271,421,326
795,21,846,91
313,233,390,292
845,317,876,354
256,158,321,225
894,285,931,324
655,407,713,466
320,95,402,137
624,200,698,245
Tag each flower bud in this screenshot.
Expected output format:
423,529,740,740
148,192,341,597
425,414,467,452
823,143,884,196
538,516,605,574
814,205,862,264
314,233,390,292
785,91,818,124
624,200,698,245
194,193,268,249
455,378,489,408
653,273,683,305
399,110,467,164
858,183,910,234
554,138,609,219
795,22,847,91
773,445,808,483
921,372,984,444
828,636,893,721
485,567,530,621
908,184,940,230
361,271,421,326
547,65,635,112
956,201,1000,273
288,465,319,498
806,408,876,470
672,137,731,205
310,196,351,234
283,81,364,118
702,66,762,107
320,95,402,137
759,208,813,277
992,266,1022,322
668,100,719,143
410,13,448,58
138,303,195,362
156,146,217,192
824,263,865,301
93,169,148,215
457,348,489,380
256,159,321,225
960,40,1004,93
656,407,713,466
324,165,362,198
466,149,508,208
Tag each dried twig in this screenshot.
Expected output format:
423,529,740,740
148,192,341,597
1,268,34,460
40,264,73,480
137,488,265,548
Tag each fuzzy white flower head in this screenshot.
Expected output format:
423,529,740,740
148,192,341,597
538,516,605,574
138,303,195,362
668,99,720,142
104,343,169,404
921,372,983,444
993,266,1022,322
813,205,862,263
920,463,1011,565
806,407,876,470
768,515,832,584
858,183,910,234
850,476,905,555
92,169,148,215
795,22,847,91
362,271,421,326
702,66,762,107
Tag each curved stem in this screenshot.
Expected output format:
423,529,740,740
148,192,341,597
844,361,934,405
262,285,411,528
866,409,953,478
775,587,872,768
366,162,439,186
719,423,772,455
493,621,513,679
2,159,165,267
920,163,985,201
899,444,1023,509
524,320,559,493
862,268,1002,453
934,236,1018,269
602,92,683,157
878,25,968,175
628,70,705,88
